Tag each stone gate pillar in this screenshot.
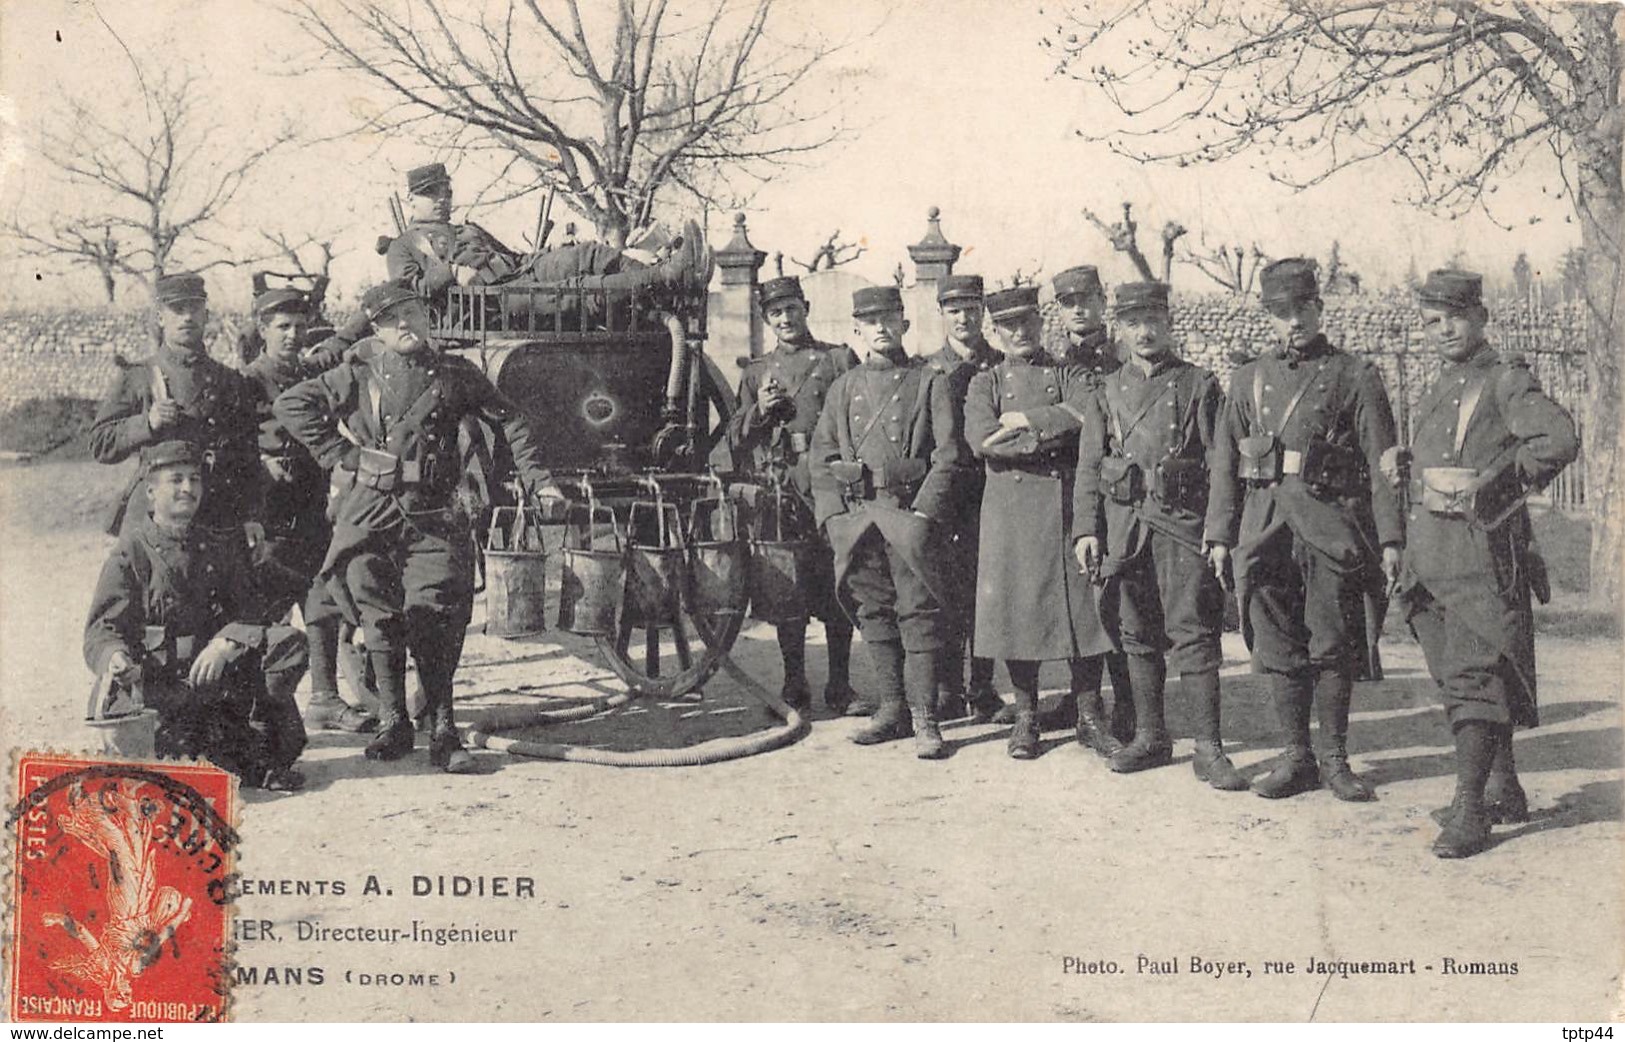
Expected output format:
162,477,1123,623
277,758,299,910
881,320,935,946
904,206,962,355
708,213,767,388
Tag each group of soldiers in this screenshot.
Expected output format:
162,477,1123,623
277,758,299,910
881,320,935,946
725,258,1577,860
75,159,1578,858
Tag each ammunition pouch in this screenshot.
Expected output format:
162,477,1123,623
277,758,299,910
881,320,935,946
787,431,811,455
1100,456,1144,505
829,459,868,497
1237,434,1282,484
1420,467,1481,519
874,458,927,491
356,447,403,492
1300,440,1366,497
1153,456,1208,512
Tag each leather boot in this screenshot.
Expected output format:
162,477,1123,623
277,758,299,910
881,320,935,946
1005,661,1041,760
416,625,476,774
1039,692,1078,731
1252,673,1320,798
1186,670,1246,791
1109,655,1172,773
362,646,415,761
1104,654,1136,745
776,621,812,711
967,656,1005,722
905,650,947,760
822,620,859,714
306,690,378,733
1068,657,1122,757
852,641,910,744
1315,668,1375,802
1484,727,1530,824
936,633,968,721
1434,721,1496,858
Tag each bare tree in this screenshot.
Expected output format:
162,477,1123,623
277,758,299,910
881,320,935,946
792,230,866,272
1181,240,1267,295
287,0,849,248
4,70,294,301
257,231,340,281
1047,0,1624,613
1083,202,1192,284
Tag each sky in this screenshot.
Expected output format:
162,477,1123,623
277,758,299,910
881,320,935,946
0,0,1587,308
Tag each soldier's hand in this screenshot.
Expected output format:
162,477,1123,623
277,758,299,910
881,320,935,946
105,649,137,681
337,309,372,342
1379,446,1409,489
147,399,181,430
263,456,295,484
1382,545,1403,595
1208,544,1232,588
1074,536,1101,579
998,411,1032,431
188,637,238,688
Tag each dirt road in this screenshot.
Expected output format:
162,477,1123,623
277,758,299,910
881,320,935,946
3,461,1620,1021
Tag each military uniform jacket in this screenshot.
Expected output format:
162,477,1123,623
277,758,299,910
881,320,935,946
1056,328,1122,384
84,514,270,676
963,355,1114,661
925,339,1002,533
1400,345,1578,721
386,220,518,299
246,354,333,543
90,347,263,532
1206,334,1404,573
1076,356,1223,561
723,337,856,498
272,343,553,576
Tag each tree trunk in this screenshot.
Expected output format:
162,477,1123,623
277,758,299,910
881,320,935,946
1580,185,1621,620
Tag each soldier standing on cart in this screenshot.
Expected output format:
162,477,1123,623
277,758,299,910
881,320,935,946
721,275,862,715
961,285,1117,759
90,273,263,539
1207,258,1404,801
922,274,1006,724
810,286,967,760
244,285,378,735
1074,282,1246,787
275,282,563,773
1390,269,1577,857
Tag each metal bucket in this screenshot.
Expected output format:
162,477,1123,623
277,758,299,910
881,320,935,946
558,503,625,636
483,505,548,637
685,489,748,619
627,498,684,624
747,487,819,623
84,668,159,758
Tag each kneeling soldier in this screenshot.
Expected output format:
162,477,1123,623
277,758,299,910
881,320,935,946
721,275,860,713
963,285,1116,759
1208,259,1404,801
811,286,967,759
244,285,377,734
1394,269,1577,858
1074,283,1244,786
275,282,561,773
84,441,308,789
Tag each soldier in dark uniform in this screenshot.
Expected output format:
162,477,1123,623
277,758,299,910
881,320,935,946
385,162,701,304
244,286,378,735
1074,283,1246,787
1207,258,1404,801
721,275,860,714
90,273,262,537
962,285,1116,759
1040,265,1137,741
1391,269,1577,858
810,286,967,760
274,282,562,773
922,274,1005,723
85,441,308,789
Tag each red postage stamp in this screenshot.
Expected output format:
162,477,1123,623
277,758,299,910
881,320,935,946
7,754,238,1023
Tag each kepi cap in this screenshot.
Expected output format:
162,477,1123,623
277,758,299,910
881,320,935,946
1112,281,1170,316
1417,268,1484,311
852,285,905,318
985,285,1041,322
253,287,308,318
142,439,203,476
359,281,420,322
406,162,451,197
936,274,984,305
155,273,207,305
758,276,806,309
1259,258,1320,307
1052,266,1104,300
